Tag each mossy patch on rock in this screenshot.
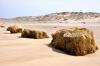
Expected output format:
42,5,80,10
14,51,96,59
7,25,22,33
50,27,98,56
21,29,49,39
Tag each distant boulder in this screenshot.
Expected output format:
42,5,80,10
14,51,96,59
0,25,5,28
21,29,49,39
7,25,22,33
50,27,98,56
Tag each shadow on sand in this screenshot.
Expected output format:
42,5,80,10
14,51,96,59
46,44,74,56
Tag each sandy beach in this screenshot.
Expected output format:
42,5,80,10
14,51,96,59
0,22,100,66
0,0,100,65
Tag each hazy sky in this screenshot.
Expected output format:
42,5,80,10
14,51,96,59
0,0,100,18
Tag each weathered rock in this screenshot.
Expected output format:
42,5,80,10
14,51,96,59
7,25,22,33
21,29,49,39
50,27,98,56
0,25,5,28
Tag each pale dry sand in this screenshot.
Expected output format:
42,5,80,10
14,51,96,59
0,23,100,66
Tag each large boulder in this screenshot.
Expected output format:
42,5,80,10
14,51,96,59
50,27,98,56
7,25,22,33
21,29,49,39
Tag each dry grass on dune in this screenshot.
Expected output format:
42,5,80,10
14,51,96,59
50,27,98,56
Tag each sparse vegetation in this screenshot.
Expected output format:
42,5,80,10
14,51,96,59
0,12,100,22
